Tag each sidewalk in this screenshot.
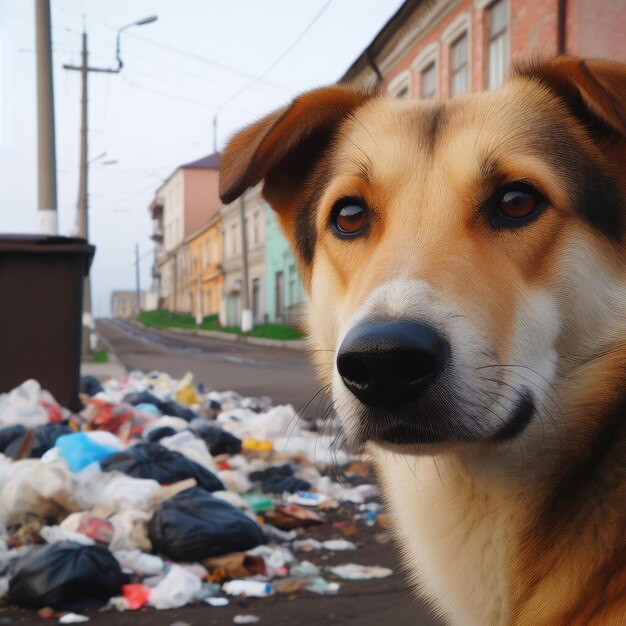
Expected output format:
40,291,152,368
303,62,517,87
81,331,128,381
81,351,127,381
137,321,309,352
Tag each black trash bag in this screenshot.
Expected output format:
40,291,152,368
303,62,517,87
145,426,178,443
158,400,196,421
79,375,104,397
248,464,309,494
122,390,162,407
249,463,294,482
4,422,73,459
261,475,311,495
0,425,27,453
7,541,125,611
101,442,224,492
190,422,242,456
122,391,196,421
149,487,265,561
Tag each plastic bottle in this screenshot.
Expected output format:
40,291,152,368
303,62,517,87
222,580,273,597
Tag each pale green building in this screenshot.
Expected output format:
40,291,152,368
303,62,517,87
264,206,306,324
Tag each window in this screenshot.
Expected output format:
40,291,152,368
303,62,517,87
231,224,237,255
450,33,469,96
203,241,210,268
420,63,437,99
487,0,508,90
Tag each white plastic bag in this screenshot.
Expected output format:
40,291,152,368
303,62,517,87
160,430,217,471
113,549,163,576
148,565,202,609
2,459,76,522
0,380,51,428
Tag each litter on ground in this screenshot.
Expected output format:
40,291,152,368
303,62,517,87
0,371,393,619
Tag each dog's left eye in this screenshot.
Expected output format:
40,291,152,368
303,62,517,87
490,182,547,227
331,200,369,238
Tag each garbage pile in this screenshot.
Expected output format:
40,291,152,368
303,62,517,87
0,372,392,620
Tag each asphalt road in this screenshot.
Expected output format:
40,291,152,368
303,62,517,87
97,319,323,418
59,319,443,626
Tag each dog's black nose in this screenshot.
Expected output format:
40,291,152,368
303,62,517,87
337,320,449,408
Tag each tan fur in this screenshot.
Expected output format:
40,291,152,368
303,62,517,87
220,56,626,625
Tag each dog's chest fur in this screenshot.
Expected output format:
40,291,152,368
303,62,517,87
376,450,525,626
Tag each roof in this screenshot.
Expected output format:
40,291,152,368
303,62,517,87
149,152,221,213
181,152,220,170
340,0,425,84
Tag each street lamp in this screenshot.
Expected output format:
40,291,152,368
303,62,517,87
115,15,158,71
90,153,119,167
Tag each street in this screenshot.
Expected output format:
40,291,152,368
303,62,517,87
87,319,443,626
98,319,320,416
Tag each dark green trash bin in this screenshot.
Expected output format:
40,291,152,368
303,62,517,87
0,235,95,412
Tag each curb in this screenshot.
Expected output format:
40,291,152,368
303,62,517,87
81,329,128,380
137,322,309,352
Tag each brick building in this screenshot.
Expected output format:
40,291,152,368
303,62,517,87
341,0,626,97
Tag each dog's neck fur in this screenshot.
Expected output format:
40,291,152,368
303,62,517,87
374,346,626,626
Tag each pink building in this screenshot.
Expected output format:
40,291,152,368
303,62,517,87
150,152,220,312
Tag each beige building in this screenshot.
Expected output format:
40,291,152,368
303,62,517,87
220,185,267,327
110,290,154,319
150,153,221,312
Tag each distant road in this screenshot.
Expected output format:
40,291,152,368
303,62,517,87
97,318,324,416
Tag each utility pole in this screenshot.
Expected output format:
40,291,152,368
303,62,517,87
239,193,252,332
195,273,202,326
135,244,142,319
212,115,217,153
65,32,114,356
63,15,158,355
35,0,58,235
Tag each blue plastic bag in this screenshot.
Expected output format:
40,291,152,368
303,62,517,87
56,432,119,472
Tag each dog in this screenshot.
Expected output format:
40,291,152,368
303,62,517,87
219,56,626,625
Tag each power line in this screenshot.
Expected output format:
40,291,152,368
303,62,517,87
215,0,333,115
121,76,272,115
116,49,294,100
127,31,294,94
55,4,293,94
120,65,273,104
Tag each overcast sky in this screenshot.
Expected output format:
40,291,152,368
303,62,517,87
0,0,403,316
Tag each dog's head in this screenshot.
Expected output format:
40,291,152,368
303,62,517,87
220,57,626,456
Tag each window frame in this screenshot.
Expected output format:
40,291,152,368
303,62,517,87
387,70,411,99
441,11,472,97
449,33,469,97
410,42,440,100
484,0,509,91
420,62,437,100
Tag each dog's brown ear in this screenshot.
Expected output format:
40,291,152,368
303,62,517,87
512,56,626,141
219,86,371,205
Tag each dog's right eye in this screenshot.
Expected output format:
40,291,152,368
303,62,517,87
331,200,369,238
